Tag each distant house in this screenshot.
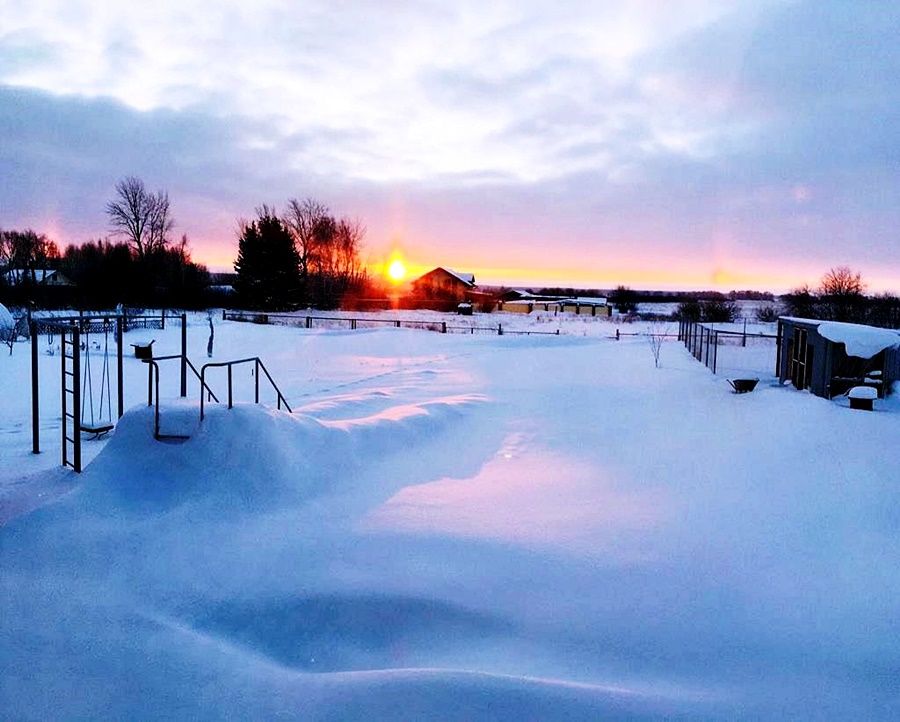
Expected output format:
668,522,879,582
776,317,900,398
411,267,476,302
2,268,74,287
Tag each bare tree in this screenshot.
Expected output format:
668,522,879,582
647,320,666,368
284,197,329,284
106,176,174,259
819,266,865,321
820,266,865,297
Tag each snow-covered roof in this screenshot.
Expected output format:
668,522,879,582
2,268,67,284
781,317,900,359
503,299,560,306
818,321,900,359
442,268,475,286
559,296,608,306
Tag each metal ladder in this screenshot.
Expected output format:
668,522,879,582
61,324,82,472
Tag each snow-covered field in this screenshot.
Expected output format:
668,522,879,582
1,311,898,720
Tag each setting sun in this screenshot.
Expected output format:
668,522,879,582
387,258,407,283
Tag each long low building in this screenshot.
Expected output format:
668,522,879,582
498,296,610,316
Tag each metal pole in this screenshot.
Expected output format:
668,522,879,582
227,365,233,409
116,316,124,418
180,313,187,398
72,326,81,474
713,331,718,374
254,358,259,404
61,328,66,469
31,322,39,454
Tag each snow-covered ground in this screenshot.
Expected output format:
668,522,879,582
1,311,898,720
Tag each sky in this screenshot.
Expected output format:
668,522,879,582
0,0,898,292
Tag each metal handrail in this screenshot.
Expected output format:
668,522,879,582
144,354,220,439
200,357,292,420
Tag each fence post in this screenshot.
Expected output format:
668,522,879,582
222,309,226,321
255,358,259,404
227,365,233,409
498,323,503,336
713,331,718,374
31,321,39,454
442,322,446,333
306,316,311,329
161,310,166,330
742,319,747,347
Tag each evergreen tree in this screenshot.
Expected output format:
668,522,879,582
234,207,300,309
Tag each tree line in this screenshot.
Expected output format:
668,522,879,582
0,177,210,309
233,199,367,310
781,266,900,328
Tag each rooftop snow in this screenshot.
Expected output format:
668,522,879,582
818,321,900,358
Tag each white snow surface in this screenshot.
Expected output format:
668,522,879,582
817,320,900,359
1,312,899,720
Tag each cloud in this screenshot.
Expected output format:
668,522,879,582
0,0,898,290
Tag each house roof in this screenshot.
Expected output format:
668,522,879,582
560,296,608,306
442,268,475,285
414,267,475,287
2,268,69,284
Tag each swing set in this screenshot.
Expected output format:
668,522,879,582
29,311,185,472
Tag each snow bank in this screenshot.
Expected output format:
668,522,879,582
3,321,900,720
818,321,900,358
0,302,14,330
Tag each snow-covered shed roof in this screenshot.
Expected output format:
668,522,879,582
780,317,900,359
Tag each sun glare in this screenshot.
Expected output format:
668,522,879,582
387,258,407,283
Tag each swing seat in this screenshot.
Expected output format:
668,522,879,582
81,423,114,438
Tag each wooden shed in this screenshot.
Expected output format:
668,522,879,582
776,317,900,398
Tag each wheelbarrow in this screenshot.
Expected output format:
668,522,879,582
131,339,155,360
727,378,759,394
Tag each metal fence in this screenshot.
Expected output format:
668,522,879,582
678,319,777,375
31,311,166,337
222,310,562,337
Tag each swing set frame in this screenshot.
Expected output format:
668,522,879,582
29,311,188,472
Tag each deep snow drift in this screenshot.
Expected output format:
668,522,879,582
1,317,899,720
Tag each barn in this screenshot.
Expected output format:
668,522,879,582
776,317,900,398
